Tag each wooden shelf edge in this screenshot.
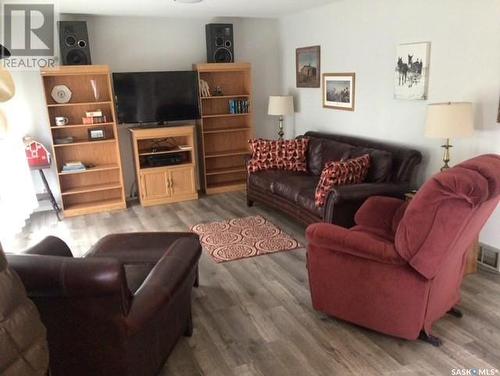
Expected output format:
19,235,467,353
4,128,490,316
63,198,126,217
203,127,251,134
47,100,112,108
53,139,117,148
41,65,111,76
194,62,251,72
58,164,120,175
205,149,250,158
61,182,122,196
138,147,193,156
201,94,250,100
206,181,246,195
51,122,114,129
206,167,246,176
139,162,194,173
202,113,250,119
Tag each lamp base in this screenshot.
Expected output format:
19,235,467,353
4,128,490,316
440,138,452,172
277,116,284,140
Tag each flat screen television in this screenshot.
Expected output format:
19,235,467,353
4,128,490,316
112,71,200,124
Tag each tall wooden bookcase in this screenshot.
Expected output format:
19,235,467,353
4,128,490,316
194,63,254,195
40,65,126,217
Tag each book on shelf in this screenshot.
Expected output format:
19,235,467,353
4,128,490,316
229,99,249,114
62,161,86,172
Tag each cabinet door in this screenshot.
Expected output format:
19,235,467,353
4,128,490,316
169,167,196,197
140,171,170,201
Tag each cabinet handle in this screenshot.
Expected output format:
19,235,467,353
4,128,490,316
170,178,174,188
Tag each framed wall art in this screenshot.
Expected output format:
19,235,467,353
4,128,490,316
296,45,321,88
323,73,356,111
394,42,430,100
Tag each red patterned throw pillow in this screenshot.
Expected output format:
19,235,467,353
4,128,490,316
314,154,371,207
247,138,309,173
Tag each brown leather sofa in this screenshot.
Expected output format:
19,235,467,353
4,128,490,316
247,131,422,228
7,233,201,376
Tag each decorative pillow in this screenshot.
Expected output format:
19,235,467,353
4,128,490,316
314,154,371,207
247,138,309,173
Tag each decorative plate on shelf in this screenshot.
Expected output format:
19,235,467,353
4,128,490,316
51,85,72,104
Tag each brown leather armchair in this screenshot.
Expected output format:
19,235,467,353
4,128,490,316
7,232,201,376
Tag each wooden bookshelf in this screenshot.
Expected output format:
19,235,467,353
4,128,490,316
41,65,126,217
193,63,254,195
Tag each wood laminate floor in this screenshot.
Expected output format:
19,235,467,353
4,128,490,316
6,192,500,376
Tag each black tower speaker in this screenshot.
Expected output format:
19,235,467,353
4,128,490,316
58,21,92,65
205,23,234,63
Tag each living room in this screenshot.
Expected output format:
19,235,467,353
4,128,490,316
1,0,499,375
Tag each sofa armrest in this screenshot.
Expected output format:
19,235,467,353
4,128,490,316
354,196,406,233
126,237,201,332
23,236,73,257
323,183,409,227
7,254,129,300
306,223,404,264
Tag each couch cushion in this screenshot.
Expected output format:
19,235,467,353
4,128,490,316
306,137,355,176
305,137,324,175
348,146,393,183
273,173,317,202
320,139,355,171
248,170,299,193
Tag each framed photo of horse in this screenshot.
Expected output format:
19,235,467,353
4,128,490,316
296,46,321,88
323,73,356,111
394,42,430,100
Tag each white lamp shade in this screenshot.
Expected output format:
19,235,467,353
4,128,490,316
268,96,294,116
425,102,474,138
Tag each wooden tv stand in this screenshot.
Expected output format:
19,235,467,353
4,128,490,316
130,125,198,207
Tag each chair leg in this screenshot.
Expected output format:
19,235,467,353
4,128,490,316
184,308,193,337
418,331,442,347
246,198,254,207
447,307,463,318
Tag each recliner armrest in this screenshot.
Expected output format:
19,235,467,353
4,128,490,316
7,254,129,300
23,236,73,257
306,223,405,265
354,196,406,233
126,237,201,333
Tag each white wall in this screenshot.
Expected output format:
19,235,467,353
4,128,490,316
8,15,281,201
279,0,500,246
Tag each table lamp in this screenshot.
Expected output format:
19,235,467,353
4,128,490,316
268,96,294,140
424,102,474,171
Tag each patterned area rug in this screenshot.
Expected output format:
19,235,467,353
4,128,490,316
191,216,302,263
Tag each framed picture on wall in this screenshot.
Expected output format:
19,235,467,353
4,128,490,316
296,45,321,88
394,42,431,100
323,73,356,111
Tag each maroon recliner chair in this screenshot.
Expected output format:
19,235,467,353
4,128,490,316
306,154,500,345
